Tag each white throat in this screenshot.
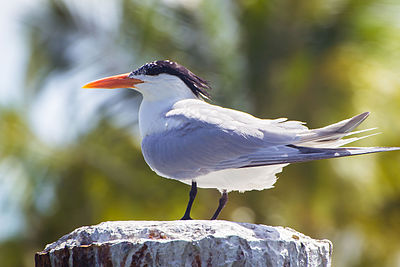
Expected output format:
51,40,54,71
136,75,197,137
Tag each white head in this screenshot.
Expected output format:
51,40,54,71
83,60,211,102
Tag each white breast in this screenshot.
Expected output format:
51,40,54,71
139,98,190,137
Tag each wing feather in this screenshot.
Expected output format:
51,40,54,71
141,99,398,181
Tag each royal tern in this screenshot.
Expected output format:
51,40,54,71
83,60,399,220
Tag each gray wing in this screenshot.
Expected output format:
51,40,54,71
141,100,398,180
141,119,268,179
141,99,307,179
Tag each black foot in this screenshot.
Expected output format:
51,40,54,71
211,190,228,220
180,181,197,220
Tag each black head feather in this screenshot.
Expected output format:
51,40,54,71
129,60,211,98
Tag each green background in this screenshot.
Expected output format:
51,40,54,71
1,0,400,266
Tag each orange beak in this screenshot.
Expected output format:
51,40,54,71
82,73,144,89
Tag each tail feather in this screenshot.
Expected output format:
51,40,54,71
320,112,370,134
301,131,381,148
235,112,399,169
298,112,373,147
344,127,377,137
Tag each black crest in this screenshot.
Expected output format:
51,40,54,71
129,60,211,98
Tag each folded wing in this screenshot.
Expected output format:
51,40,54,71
141,100,399,180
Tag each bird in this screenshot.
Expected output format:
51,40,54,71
83,60,399,220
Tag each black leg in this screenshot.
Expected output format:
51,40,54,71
211,190,228,220
180,181,197,220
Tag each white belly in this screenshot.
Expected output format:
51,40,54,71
179,164,288,193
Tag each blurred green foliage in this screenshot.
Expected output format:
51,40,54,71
1,0,400,266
